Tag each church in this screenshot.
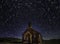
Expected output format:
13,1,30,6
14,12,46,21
22,22,42,44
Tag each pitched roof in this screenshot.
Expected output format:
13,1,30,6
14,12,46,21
23,28,41,35
23,22,41,35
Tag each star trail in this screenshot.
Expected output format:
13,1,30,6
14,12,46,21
0,0,60,40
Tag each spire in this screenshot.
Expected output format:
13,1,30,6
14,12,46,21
28,22,32,28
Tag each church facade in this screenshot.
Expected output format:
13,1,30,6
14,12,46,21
22,23,42,44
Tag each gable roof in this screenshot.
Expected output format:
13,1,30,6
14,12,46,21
23,28,41,35
22,22,42,36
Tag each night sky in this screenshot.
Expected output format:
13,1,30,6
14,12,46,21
0,0,60,40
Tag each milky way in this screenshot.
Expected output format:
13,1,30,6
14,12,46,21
0,0,60,40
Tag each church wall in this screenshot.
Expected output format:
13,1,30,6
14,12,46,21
23,31,32,43
38,34,42,44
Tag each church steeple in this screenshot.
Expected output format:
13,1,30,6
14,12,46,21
28,22,32,28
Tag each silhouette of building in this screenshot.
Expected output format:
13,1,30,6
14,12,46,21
22,22,42,44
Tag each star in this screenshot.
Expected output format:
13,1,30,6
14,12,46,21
5,19,9,23
2,23,5,26
9,16,12,19
51,1,54,4
0,16,3,19
52,16,56,19
56,6,59,9
48,7,50,11
9,7,13,12
48,0,51,2
15,0,17,1
29,2,32,5
0,5,2,8
13,14,15,17
37,1,41,3
49,18,52,22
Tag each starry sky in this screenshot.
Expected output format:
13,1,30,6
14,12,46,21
0,0,60,40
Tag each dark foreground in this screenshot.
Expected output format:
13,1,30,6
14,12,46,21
0,43,22,44
0,38,60,44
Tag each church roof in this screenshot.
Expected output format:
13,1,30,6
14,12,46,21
23,28,41,35
23,22,41,35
